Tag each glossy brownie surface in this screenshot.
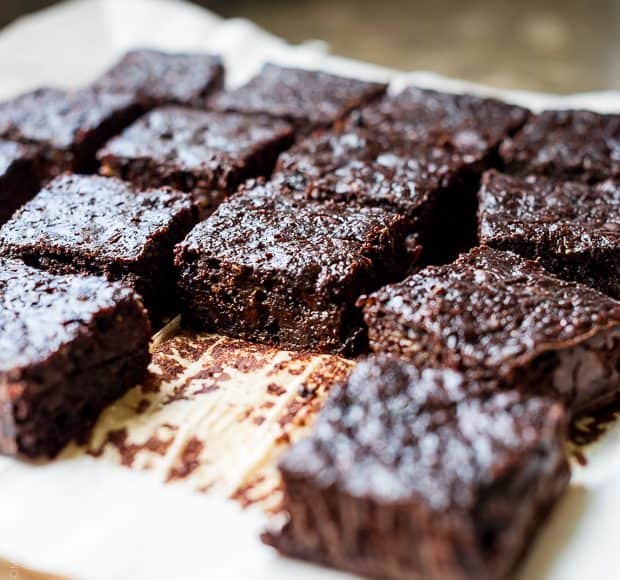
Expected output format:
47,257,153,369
270,356,569,580
500,109,620,182
93,49,224,107
210,63,387,131
479,170,620,297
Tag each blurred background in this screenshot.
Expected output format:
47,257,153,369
2,0,619,93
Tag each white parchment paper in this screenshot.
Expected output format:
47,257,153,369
0,1,620,579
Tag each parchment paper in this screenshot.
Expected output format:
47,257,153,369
1,1,620,579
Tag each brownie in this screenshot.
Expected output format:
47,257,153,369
359,246,620,414
0,258,151,458
0,87,143,174
275,127,484,261
0,140,42,225
0,174,197,320
98,106,294,215
210,63,387,133
91,49,224,108
349,86,529,157
174,182,420,355
499,109,620,182
479,170,620,299
266,356,569,580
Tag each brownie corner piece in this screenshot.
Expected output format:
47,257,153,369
210,63,387,132
478,170,620,299
0,139,42,225
92,49,224,108
0,258,151,458
0,86,143,173
174,183,419,355
0,174,198,320
499,109,620,182
266,356,569,580
360,246,620,414
97,106,294,215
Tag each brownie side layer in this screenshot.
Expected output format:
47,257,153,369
174,183,420,355
0,258,151,458
98,106,294,215
266,356,569,580
0,140,43,225
359,247,620,414
210,63,387,133
478,170,620,299
499,109,620,182
91,49,224,108
0,87,144,173
0,174,198,320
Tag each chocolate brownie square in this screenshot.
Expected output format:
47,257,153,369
349,86,529,157
0,87,143,174
479,170,620,299
276,127,485,261
174,182,420,355
0,174,197,320
359,246,620,414
98,106,294,215
499,109,620,182
210,63,387,133
266,356,569,580
92,49,224,108
0,258,151,458
0,140,42,225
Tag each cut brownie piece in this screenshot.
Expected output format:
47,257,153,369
174,182,420,355
91,49,224,108
349,86,529,157
0,140,42,225
479,170,620,299
359,246,620,414
0,174,197,320
266,356,569,580
98,106,294,215
0,258,151,458
499,109,620,182
210,63,387,133
0,87,143,173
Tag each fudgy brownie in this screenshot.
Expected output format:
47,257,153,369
210,63,387,133
359,246,620,414
0,174,197,320
275,127,485,261
479,170,620,299
499,109,620,182
0,140,42,225
98,106,294,215
91,49,224,108
266,356,569,580
174,182,420,355
349,86,529,157
0,87,143,173
0,258,151,458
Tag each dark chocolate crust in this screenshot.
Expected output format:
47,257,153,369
0,174,198,319
210,63,387,132
499,109,620,182
267,356,569,580
174,182,420,355
0,258,151,458
359,247,620,413
348,86,529,156
0,140,43,225
478,170,620,299
0,87,143,173
92,49,224,108
98,106,294,214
